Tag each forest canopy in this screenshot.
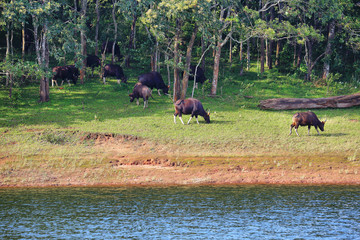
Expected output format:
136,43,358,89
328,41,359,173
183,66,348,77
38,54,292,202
1,0,360,102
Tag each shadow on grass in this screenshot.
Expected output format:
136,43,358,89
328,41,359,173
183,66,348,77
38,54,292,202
209,120,233,125
292,133,348,137
318,133,348,137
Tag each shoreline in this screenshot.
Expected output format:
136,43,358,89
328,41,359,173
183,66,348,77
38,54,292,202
1,135,359,188
1,161,359,188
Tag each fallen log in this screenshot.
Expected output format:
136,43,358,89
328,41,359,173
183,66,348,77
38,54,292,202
259,92,360,110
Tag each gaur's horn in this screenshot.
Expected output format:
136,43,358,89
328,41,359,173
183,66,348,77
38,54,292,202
207,109,210,115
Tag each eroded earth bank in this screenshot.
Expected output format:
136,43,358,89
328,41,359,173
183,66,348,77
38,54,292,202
1,132,359,187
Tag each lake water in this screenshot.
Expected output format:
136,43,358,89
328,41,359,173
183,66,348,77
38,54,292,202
0,185,359,239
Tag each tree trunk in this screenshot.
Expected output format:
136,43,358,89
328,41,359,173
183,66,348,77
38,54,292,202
80,0,87,85
260,38,265,73
229,36,232,66
5,25,10,87
10,28,13,56
33,17,41,67
260,1,265,74
150,41,159,72
151,53,155,72
211,40,222,95
22,22,26,61
239,42,244,75
156,41,159,71
297,44,302,68
305,39,313,81
259,93,360,110
125,9,137,68
173,19,182,101
39,21,49,103
267,6,274,70
181,24,198,99
265,39,268,67
247,39,250,70
211,6,232,96
94,0,100,56
268,40,273,69
322,20,336,80
165,53,171,87
111,0,117,64
293,43,297,67
275,40,281,66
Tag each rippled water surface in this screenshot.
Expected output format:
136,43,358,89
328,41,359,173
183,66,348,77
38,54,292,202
1,185,359,239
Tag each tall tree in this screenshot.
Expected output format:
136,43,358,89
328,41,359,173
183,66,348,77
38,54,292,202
173,18,182,101
79,0,88,84
111,0,118,64
259,0,265,74
210,4,234,96
94,0,100,56
141,0,212,101
30,0,59,102
322,20,336,80
124,0,138,67
181,23,198,99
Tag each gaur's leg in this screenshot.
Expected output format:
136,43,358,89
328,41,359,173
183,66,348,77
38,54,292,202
103,77,106,84
308,125,311,135
178,114,184,125
294,125,300,137
187,116,193,125
289,124,294,135
196,116,199,124
52,79,58,87
144,97,149,109
157,89,161,96
174,114,177,124
315,126,320,135
136,98,139,106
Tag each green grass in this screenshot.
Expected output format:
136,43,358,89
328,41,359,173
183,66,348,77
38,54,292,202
1,63,360,161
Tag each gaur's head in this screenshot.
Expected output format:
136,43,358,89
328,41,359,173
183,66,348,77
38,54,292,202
129,93,134,102
163,85,170,95
204,110,210,123
319,119,327,131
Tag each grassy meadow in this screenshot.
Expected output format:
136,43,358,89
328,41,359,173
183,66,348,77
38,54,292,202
1,62,360,185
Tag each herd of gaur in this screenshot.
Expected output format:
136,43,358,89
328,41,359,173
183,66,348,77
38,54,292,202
51,41,326,136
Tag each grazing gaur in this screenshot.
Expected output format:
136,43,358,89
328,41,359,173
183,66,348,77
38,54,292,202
174,98,210,124
290,111,326,136
138,71,169,96
189,65,208,85
101,41,122,61
52,65,79,87
103,64,127,84
85,55,101,77
129,83,153,109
